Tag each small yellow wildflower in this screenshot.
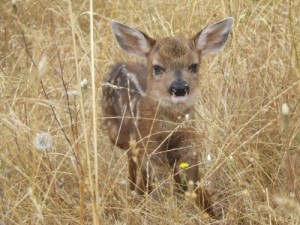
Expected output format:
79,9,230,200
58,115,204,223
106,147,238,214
179,162,189,169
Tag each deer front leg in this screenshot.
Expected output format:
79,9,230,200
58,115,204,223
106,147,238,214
168,132,216,218
134,139,161,195
136,152,153,195
177,151,216,218
167,149,184,192
127,152,137,191
127,143,153,194
127,150,152,194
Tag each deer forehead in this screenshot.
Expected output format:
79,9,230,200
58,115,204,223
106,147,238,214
151,37,199,68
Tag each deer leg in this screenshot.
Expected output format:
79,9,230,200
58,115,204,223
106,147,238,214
137,168,153,194
127,153,137,191
136,153,153,195
178,151,216,218
167,149,184,192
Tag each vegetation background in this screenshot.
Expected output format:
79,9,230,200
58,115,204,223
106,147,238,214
0,0,299,224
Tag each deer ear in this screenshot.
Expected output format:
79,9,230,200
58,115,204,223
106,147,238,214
193,17,233,56
111,21,156,57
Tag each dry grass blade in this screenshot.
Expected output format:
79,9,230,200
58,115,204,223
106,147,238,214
0,0,299,224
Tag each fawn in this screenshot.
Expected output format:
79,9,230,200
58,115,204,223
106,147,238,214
102,18,233,218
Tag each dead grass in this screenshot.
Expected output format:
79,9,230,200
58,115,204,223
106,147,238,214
0,0,300,224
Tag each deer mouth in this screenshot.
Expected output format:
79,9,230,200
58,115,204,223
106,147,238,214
171,94,188,103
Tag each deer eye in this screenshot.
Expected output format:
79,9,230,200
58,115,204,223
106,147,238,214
189,63,198,73
153,65,164,75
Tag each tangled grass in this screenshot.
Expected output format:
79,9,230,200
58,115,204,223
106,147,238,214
0,0,299,224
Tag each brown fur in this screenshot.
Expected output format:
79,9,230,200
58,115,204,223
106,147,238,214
102,18,233,219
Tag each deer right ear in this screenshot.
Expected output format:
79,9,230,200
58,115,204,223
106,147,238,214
111,21,156,57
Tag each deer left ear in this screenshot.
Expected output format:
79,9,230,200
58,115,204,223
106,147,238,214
193,17,234,56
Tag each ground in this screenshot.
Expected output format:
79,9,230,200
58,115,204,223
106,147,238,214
0,0,300,224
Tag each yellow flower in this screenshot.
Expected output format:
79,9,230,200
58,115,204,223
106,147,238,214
179,162,189,169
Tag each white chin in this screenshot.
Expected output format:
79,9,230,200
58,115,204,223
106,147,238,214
171,95,188,103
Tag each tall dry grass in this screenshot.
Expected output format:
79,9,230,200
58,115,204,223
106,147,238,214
0,0,299,224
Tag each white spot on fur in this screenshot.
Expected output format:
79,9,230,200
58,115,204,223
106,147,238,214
136,101,140,119
117,77,121,85
122,65,145,97
129,97,137,111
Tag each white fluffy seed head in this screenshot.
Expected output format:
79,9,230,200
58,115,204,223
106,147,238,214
65,90,79,97
34,132,53,152
207,153,212,161
81,78,88,88
190,192,197,199
38,55,47,76
188,180,194,186
185,192,191,197
282,103,289,115
185,114,190,121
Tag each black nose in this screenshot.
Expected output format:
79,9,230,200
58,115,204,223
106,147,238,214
169,80,189,97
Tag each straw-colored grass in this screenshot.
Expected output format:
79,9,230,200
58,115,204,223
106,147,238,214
1,0,299,224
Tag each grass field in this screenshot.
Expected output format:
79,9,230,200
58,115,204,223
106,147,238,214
1,0,300,224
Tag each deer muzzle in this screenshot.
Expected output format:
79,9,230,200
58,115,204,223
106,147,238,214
169,79,190,103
